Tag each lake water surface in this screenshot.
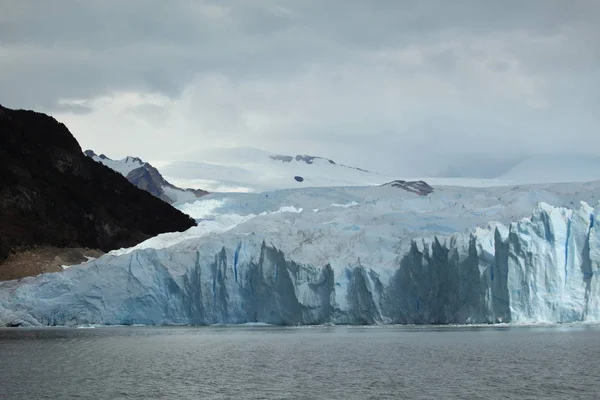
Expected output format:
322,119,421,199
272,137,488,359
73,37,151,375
0,325,598,399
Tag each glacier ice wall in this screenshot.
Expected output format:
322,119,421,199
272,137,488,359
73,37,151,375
1,202,599,327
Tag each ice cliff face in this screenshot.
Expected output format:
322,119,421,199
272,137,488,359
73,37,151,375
1,201,599,327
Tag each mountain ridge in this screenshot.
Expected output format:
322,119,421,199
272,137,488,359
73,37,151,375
158,147,388,193
269,153,374,173
85,150,208,203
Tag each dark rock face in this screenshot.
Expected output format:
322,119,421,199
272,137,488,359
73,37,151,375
269,155,294,163
126,165,173,204
382,180,434,196
295,155,336,165
270,154,335,165
0,105,196,268
128,162,209,204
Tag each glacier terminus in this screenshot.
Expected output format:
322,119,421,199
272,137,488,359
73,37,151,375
1,183,600,327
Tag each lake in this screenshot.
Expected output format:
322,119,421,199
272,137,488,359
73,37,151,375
0,325,598,399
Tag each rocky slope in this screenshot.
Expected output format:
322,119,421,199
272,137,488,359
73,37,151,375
84,151,208,204
0,247,103,281
0,105,196,279
382,180,434,196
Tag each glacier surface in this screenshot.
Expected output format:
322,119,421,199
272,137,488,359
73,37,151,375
1,183,600,327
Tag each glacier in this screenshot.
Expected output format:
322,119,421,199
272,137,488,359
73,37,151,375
1,184,600,327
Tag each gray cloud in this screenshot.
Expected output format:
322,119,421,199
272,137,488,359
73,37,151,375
1,0,599,176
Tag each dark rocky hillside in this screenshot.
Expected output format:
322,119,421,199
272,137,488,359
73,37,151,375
0,105,196,276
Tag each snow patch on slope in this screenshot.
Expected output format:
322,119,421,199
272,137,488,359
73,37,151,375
92,154,145,176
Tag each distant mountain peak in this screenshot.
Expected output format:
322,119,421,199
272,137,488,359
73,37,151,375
382,180,434,196
269,153,372,173
85,151,208,203
269,154,335,164
125,155,143,164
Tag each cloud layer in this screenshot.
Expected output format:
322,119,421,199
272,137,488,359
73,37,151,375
1,0,599,176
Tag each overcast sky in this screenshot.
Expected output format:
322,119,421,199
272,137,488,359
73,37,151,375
1,0,599,176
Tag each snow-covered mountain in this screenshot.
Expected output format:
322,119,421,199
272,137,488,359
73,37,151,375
88,147,600,197
152,147,390,193
2,180,600,327
152,147,548,193
84,150,208,204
